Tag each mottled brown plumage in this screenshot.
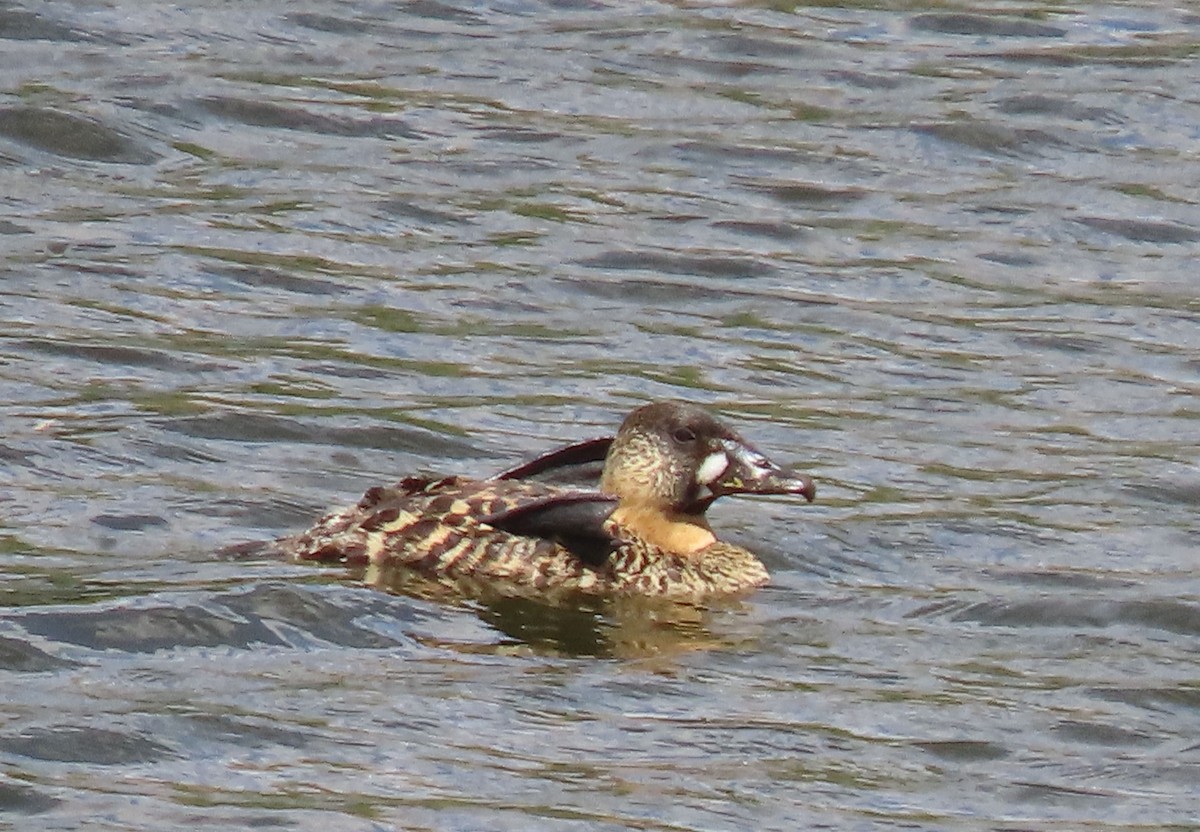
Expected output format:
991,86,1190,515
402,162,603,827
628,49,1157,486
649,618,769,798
268,401,816,599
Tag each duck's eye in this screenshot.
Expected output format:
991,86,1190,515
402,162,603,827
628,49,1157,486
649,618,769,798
672,427,697,444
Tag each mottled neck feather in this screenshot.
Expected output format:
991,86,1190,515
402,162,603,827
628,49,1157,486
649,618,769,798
609,505,716,555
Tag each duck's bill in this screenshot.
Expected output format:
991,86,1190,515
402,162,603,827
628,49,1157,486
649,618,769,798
707,438,816,503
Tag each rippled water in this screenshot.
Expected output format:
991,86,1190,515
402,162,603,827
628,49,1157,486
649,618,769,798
3,1,1199,828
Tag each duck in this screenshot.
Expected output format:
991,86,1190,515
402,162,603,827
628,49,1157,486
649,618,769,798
267,401,816,599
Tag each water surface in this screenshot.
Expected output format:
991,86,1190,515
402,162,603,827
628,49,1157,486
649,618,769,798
2,1,1199,829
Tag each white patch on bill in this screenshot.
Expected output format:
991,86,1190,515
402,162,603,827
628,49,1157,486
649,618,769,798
695,451,729,485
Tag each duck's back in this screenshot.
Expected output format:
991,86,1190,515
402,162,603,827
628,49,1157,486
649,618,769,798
275,476,621,592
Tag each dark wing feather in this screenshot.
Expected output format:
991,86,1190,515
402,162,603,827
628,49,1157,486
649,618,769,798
493,436,613,487
478,491,619,567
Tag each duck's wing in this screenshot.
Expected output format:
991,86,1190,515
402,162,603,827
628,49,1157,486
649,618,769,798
479,490,619,567
278,476,620,571
472,489,614,569
492,436,613,487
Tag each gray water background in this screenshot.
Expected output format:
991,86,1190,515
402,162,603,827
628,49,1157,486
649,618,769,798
2,1,1199,829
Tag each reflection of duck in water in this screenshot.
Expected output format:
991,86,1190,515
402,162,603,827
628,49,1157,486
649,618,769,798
267,402,816,600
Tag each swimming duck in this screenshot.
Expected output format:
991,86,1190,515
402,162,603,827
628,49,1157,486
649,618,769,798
269,401,816,599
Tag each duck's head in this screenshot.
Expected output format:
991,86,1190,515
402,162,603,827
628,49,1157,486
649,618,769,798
599,401,816,516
